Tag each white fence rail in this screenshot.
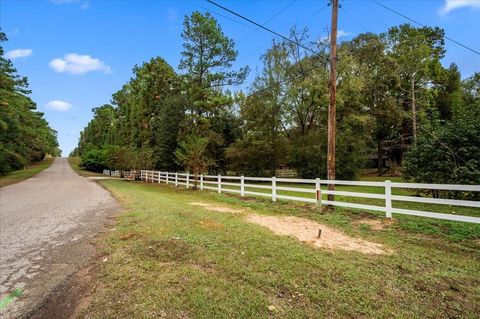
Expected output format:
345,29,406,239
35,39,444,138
103,170,480,224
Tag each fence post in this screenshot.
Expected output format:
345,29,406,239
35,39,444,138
200,174,204,191
186,174,189,189
217,175,221,193
175,173,178,187
316,178,322,207
272,177,277,202
241,175,245,197
158,171,161,184
385,180,392,218
166,172,169,185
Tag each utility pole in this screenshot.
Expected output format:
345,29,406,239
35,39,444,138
411,74,417,143
327,0,338,202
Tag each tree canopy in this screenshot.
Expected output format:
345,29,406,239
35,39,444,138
0,31,60,174
75,16,479,187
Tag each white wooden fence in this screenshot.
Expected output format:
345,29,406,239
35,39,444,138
103,169,128,177
103,170,480,224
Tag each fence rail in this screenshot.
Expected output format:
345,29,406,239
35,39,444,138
102,169,480,224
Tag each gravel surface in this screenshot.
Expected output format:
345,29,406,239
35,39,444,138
0,158,121,318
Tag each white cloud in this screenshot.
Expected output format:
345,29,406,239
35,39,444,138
440,0,480,14
5,49,32,60
49,53,111,75
50,0,89,10
337,30,351,38
46,100,73,111
7,28,20,36
321,29,351,42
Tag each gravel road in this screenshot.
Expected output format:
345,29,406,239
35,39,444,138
0,158,121,318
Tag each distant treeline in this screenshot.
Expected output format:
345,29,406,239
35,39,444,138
0,32,60,175
74,12,479,186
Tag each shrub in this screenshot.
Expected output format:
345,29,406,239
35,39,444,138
80,149,108,172
403,103,480,199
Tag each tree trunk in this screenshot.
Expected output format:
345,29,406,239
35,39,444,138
377,141,383,173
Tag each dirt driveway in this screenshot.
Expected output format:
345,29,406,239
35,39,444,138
0,158,120,318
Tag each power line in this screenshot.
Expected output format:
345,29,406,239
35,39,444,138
340,6,368,33
207,0,479,176
295,2,329,31
365,1,388,29
206,0,317,55
244,63,321,100
370,0,480,56
192,3,252,28
237,0,297,45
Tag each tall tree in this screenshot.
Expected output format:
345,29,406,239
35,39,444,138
178,11,248,172
384,24,445,144
347,33,400,172
0,31,60,174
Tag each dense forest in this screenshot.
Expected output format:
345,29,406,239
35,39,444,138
0,32,60,175
74,12,479,185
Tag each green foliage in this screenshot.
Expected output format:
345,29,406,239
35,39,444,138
404,83,480,198
226,133,278,176
0,31,60,174
105,146,134,171
179,11,248,120
177,11,248,173
175,135,211,178
80,149,108,172
75,21,476,185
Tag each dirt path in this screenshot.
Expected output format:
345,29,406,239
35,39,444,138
0,158,121,318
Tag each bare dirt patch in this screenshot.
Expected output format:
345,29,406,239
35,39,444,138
190,202,244,214
246,215,388,255
190,202,388,254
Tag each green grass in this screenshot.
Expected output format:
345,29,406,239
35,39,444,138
68,156,105,177
82,180,480,318
0,158,54,187
217,178,480,221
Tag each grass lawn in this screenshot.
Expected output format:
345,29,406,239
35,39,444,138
0,158,54,187
81,180,480,318
68,156,105,177
215,178,480,222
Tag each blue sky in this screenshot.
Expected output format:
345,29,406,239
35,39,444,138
2,0,479,155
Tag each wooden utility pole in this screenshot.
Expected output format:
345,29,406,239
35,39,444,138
327,0,338,202
411,74,417,143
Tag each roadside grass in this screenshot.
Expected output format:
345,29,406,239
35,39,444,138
82,180,480,318
214,176,480,221
208,177,480,220
0,158,54,187
68,156,105,177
